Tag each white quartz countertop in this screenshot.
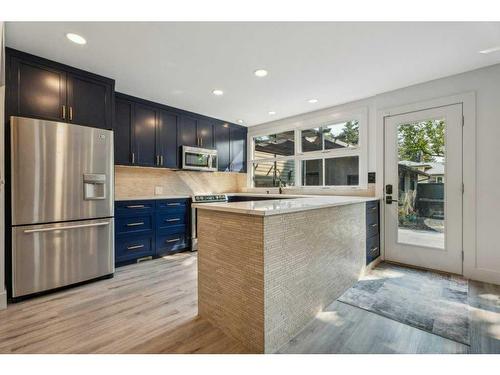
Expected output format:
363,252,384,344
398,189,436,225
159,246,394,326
115,195,191,201
192,195,379,216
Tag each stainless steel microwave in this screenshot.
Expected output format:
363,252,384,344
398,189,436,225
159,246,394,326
182,145,218,172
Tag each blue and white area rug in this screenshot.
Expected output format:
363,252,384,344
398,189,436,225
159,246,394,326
338,262,470,345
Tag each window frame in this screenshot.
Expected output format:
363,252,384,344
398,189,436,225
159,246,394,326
247,107,368,190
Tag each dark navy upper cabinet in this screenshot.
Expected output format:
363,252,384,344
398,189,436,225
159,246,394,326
6,48,114,129
66,72,113,129
8,55,67,122
197,119,214,149
214,123,231,172
158,110,179,168
114,98,134,165
133,103,158,167
230,126,247,173
113,92,246,173
179,115,198,148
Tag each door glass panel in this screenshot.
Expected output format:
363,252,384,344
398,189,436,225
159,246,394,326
397,119,445,249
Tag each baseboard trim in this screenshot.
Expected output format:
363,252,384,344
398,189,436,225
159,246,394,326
0,290,7,310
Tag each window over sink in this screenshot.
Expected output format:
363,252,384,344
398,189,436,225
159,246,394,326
248,107,367,189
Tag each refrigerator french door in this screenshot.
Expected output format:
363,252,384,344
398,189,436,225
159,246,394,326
10,116,114,298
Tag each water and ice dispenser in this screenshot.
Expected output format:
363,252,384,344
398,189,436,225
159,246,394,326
83,173,107,200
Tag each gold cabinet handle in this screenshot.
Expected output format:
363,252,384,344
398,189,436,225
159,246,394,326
126,222,144,227
62,105,66,120
166,238,181,243
127,244,145,250
69,106,73,121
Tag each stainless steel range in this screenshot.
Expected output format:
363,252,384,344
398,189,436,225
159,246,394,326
191,194,228,251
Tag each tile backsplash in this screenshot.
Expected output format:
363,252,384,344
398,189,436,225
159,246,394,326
114,166,247,199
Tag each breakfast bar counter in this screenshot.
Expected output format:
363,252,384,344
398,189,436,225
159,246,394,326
194,195,379,353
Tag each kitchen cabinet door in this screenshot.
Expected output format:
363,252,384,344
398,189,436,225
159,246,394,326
158,110,179,168
8,56,67,122
133,103,158,167
197,119,214,149
214,123,230,172
230,126,247,173
67,72,113,129
178,115,198,148
114,98,134,165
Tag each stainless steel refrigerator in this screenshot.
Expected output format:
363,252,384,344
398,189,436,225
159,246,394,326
10,116,114,298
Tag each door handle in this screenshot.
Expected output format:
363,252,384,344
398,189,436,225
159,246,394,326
160,155,164,165
69,106,73,121
62,105,66,120
24,221,109,233
131,152,135,164
385,196,399,204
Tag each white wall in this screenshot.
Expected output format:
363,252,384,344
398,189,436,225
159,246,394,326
0,21,6,309
250,62,500,285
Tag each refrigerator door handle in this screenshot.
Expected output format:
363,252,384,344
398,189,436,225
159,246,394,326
23,221,110,234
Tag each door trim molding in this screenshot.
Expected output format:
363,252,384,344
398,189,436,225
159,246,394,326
376,92,476,280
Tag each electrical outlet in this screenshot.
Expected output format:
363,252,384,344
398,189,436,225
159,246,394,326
155,186,163,195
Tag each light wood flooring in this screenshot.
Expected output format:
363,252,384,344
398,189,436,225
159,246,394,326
0,252,499,354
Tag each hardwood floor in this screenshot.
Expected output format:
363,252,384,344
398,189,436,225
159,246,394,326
0,253,499,354
0,252,250,354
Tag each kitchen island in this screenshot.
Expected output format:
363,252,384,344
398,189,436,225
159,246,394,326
193,195,379,353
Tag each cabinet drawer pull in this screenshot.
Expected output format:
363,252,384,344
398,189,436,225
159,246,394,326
160,155,164,165
62,105,66,120
167,203,181,206
166,238,181,243
370,223,378,228
126,205,145,209
69,106,73,121
371,206,377,210
131,152,135,164
166,218,180,222
127,222,144,227
370,246,379,252
127,244,145,250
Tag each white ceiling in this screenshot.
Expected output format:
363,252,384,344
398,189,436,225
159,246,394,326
5,22,500,126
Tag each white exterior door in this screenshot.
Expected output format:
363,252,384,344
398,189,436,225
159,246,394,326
384,104,463,274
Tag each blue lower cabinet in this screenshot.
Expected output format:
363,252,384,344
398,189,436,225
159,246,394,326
156,231,189,256
115,198,191,266
366,200,381,265
116,235,154,263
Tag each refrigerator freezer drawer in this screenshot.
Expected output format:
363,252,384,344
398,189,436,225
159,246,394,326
11,218,114,298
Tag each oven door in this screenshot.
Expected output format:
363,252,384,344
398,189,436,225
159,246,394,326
182,146,217,171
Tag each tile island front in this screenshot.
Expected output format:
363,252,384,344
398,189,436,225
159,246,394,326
193,196,379,353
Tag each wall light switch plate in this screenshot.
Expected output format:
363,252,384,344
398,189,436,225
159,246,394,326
155,186,163,195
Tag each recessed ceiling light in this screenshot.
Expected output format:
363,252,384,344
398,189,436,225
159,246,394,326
268,111,276,115
237,119,244,124
254,69,268,77
212,89,224,96
66,33,86,45
308,99,319,104
479,46,500,54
